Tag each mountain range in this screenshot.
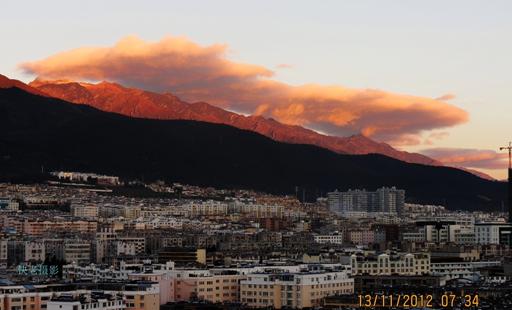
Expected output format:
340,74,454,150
27,78,495,180
0,79,506,210
29,78,441,166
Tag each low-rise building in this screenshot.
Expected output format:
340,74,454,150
314,233,343,245
430,260,501,282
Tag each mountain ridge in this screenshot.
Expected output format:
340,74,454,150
0,74,48,97
29,78,443,166
0,74,494,180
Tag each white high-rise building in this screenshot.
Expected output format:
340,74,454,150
328,187,405,216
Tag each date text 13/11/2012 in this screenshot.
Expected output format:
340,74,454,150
358,294,479,308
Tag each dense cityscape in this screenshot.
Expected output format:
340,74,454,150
2,2,512,309
0,171,511,309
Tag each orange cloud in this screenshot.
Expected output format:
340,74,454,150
421,148,508,170
20,35,469,144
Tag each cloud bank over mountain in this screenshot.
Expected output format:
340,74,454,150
20,35,469,145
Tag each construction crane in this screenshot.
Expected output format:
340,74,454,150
500,141,512,224
500,141,512,169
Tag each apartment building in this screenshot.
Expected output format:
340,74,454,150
431,260,501,281
475,222,512,245
0,217,23,234
346,230,385,245
0,284,158,310
64,241,92,265
95,230,145,263
313,233,344,245
0,285,53,310
121,284,160,310
7,240,46,264
47,292,125,310
128,271,173,305
99,205,141,220
184,202,228,217
70,205,99,218
240,268,353,309
0,239,7,269
22,219,97,237
165,269,245,303
228,202,285,219
63,264,130,282
328,187,405,216
0,198,19,211
116,238,145,257
195,271,244,303
351,253,430,276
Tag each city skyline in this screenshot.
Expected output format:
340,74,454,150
1,178,512,309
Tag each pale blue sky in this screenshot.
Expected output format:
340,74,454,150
1,0,511,177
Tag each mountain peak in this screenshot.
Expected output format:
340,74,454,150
0,75,49,97
96,80,125,89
